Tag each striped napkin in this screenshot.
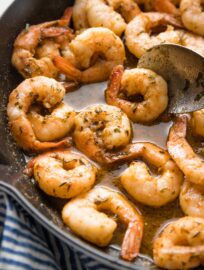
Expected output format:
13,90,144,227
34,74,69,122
0,191,111,270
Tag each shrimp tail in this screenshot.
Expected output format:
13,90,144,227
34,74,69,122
154,0,179,15
60,81,80,93
34,137,72,151
41,27,72,39
25,137,72,154
104,143,144,164
168,115,188,143
61,7,73,25
161,14,183,28
24,158,36,177
53,56,82,81
105,65,124,102
121,220,143,261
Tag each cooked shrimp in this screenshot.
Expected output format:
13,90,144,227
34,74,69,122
7,76,72,152
190,109,204,137
12,8,74,79
153,216,204,269
86,0,126,36
62,186,143,261
27,103,75,142
54,27,125,83
72,0,89,30
136,0,181,12
180,0,204,36
179,30,204,56
73,0,140,34
106,0,141,22
73,104,132,164
125,12,182,58
35,38,74,65
34,40,61,61
25,150,97,199
105,65,168,123
180,180,204,218
167,115,204,185
120,143,183,207
154,0,180,15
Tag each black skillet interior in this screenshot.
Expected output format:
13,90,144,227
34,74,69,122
0,1,183,269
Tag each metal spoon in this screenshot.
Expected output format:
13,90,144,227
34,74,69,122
137,44,204,114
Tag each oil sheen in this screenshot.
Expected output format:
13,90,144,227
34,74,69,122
64,81,184,258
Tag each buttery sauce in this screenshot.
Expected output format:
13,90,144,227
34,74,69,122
64,81,184,258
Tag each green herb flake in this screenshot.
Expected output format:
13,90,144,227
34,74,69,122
59,182,67,187
148,75,156,80
25,23,30,32
192,231,200,238
114,128,120,133
160,188,168,193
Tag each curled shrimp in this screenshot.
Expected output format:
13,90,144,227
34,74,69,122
73,0,140,34
180,0,204,36
180,180,204,218
86,0,126,36
120,143,183,207
62,186,143,261
154,0,180,15
27,103,75,142
167,115,204,185
7,76,73,152
73,104,132,164
12,8,74,79
125,12,182,58
87,0,141,35
153,216,204,269
25,150,97,199
105,65,168,123
54,27,125,83
190,109,204,137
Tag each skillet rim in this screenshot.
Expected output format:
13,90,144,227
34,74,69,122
0,1,158,269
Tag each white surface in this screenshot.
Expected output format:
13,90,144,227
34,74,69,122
0,0,14,15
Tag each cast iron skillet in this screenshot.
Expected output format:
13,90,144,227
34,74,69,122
0,1,160,269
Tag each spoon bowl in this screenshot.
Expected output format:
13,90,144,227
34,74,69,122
137,44,204,114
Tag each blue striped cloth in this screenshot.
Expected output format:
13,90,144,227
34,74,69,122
0,191,111,270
